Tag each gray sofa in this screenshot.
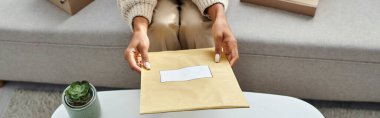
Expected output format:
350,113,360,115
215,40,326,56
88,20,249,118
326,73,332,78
0,0,379,102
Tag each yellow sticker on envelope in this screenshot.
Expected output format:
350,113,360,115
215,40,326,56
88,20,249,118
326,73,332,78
140,48,249,114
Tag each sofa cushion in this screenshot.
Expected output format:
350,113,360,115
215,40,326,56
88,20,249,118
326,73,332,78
229,0,380,63
0,0,131,47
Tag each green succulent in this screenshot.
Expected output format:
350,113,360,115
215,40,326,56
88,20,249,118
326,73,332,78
65,81,92,107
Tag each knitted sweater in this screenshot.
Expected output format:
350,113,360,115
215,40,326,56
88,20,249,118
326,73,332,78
117,0,228,28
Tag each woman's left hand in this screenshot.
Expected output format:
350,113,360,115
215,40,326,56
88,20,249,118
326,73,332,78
208,4,239,66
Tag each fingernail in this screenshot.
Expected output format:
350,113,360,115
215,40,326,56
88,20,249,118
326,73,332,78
215,54,220,63
144,62,151,70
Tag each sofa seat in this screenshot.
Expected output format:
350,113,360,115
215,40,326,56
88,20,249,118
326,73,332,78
0,0,379,102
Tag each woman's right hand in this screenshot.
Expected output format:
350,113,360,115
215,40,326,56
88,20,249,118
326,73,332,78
124,17,151,74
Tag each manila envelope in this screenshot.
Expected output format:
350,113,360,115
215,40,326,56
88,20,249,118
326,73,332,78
140,48,249,114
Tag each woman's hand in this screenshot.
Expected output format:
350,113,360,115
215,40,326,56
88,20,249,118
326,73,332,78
125,17,151,74
208,4,239,66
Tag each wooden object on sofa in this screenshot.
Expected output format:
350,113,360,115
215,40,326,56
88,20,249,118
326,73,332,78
241,0,319,16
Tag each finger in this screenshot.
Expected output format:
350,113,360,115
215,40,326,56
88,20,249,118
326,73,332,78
214,34,223,63
215,53,220,63
139,47,151,70
223,42,232,61
135,54,142,67
126,50,141,74
229,55,238,66
229,48,239,66
227,54,233,62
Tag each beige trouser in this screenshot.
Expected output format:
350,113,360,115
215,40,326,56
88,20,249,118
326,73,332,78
147,0,214,52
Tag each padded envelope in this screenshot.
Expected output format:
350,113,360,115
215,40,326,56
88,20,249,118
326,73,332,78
140,48,249,114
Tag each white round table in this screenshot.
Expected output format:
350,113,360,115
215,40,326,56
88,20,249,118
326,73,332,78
52,90,324,118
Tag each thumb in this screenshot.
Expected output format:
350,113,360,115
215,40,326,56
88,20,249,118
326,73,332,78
140,47,151,70
214,34,223,63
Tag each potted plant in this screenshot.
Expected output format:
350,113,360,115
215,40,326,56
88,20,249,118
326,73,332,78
62,81,101,118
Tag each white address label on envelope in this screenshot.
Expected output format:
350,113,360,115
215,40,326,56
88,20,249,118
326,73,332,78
160,65,212,82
